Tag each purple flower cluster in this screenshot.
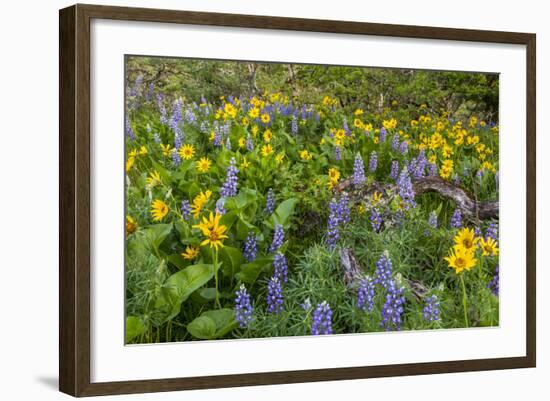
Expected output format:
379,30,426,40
487,265,499,296
399,140,408,154
265,188,276,214
390,160,399,180
245,136,254,151
397,167,417,210
353,153,366,188
311,301,333,335
243,232,258,263
409,149,427,179
368,151,378,172
171,148,181,166
450,208,462,228
220,157,239,197
391,133,400,151
273,252,289,283
485,222,498,240
334,145,342,161
326,198,341,250
266,276,284,314
357,276,375,312
338,193,351,225
343,118,350,136
428,211,438,228
379,127,387,143
381,281,406,331
157,94,168,125
235,284,253,327
269,224,285,253
180,200,191,221
170,99,183,140
291,114,298,135
215,198,226,215
374,251,393,290
428,163,438,177
422,295,440,323
370,208,382,232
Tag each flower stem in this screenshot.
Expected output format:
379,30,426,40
213,248,221,309
460,274,469,328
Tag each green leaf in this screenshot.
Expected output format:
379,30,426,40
236,256,273,284
143,223,173,256
156,264,214,321
236,217,257,240
166,253,188,270
187,309,238,339
125,316,146,343
151,160,172,185
267,198,298,228
219,246,245,277
220,211,238,232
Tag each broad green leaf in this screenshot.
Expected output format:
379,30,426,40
236,256,273,284
219,246,245,277
125,316,146,343
151,160,172,185
143,223,173,256
267,198,298,228
187,309,238,339
166,253,188,270
220,211,238,232
236,217,257,240
156,264,214,321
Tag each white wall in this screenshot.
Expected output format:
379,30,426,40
0,1,546,400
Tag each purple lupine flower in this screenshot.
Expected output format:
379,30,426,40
129,74,142,97
453,174,461,186
300,298,312,311
171,148,181,167
379,127,387,143
265,188,276,214
269,224,285,253
381,280,406,331
311,301,333,335
273,252,288,283
153,132,161,144
423,295,440,323
343,118,350,136
368,151,378,173
374,251,393,290
353,153,366,188
391,133,400,151
266,276,284,314
184,108,196,124
390,160,399,180
291,114,298,135
474,226,482,237
180,200,191,221
170,99,183,139
399,140,409,154
326,198,341,250
370,208,382,232
485,223,498,240
357,276,375,312
397,167,416,209
411,149,427,179
450,208,462,228
125,115,136,140
428,163,438,177
157,94,168,125
488,265,499,296
146,82,155,101
213,121,223,147
245,136,254,152
200,121,209,134
338,193,351,225
215,198,226,215
301,104,307,120
243,232,258,263
235,284,253,327
220,157,239,197
428,211,438,228
334,145,342,161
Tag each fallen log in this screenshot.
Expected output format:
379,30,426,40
334,176,498,219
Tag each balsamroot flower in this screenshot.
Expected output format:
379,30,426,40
220,157,239,197
311,301,333,335
243,232,258,263
353,153,366,188
151,199,169,222
269,224,285,253
273,252,288,283
357,276,375,312
235,284,253,327
266,276,284,314
423,295,440,323
381,280,406,331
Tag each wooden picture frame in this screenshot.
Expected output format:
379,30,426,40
59,3,536,397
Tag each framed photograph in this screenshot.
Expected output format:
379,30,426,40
59,4,536,397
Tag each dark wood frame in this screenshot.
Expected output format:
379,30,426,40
59,3,536,397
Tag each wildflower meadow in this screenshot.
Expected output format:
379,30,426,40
124,57,499,343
